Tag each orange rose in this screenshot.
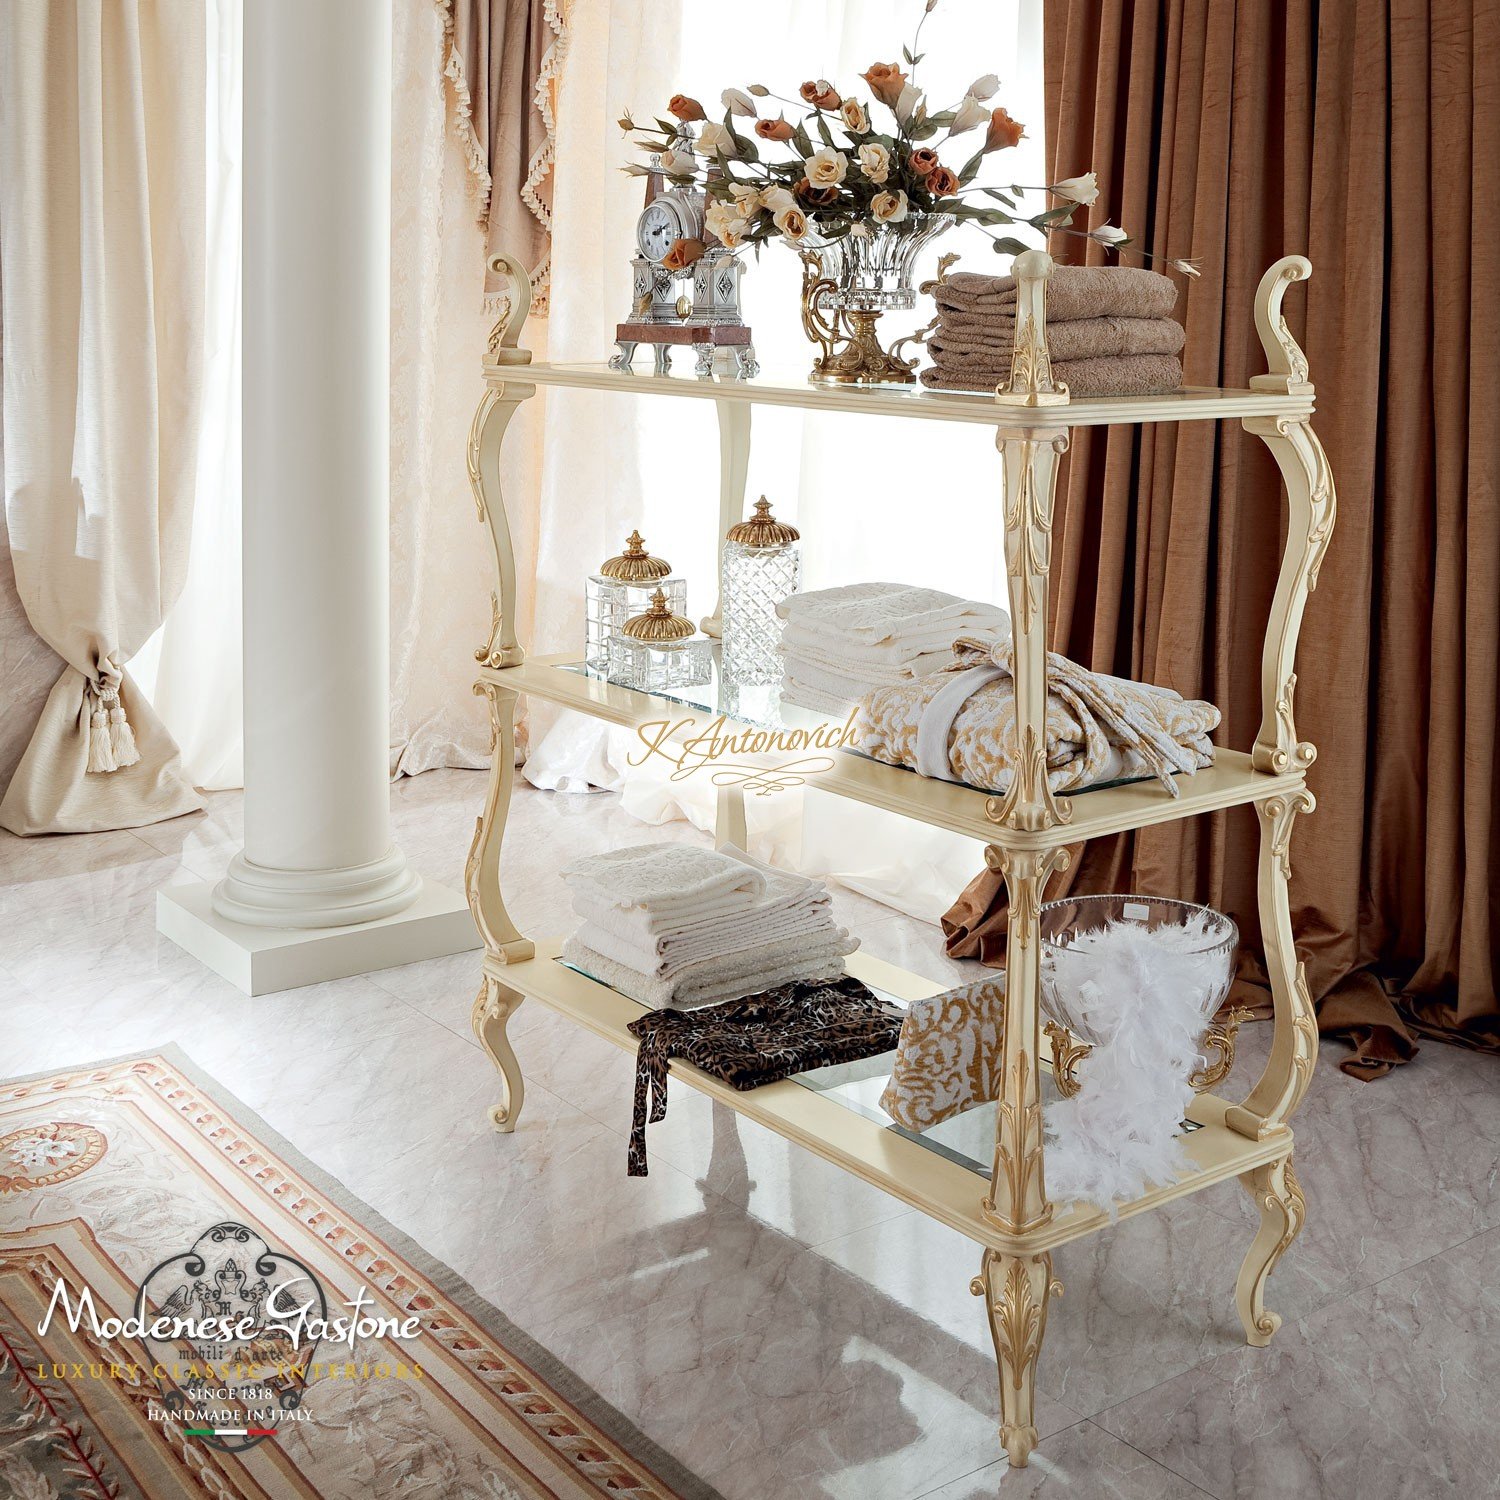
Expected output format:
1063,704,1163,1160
985,106,1026,151
908,147,940,176
755,116,797,141
800,79,842,110
861,62,908,108
667,94,706,122
794,176,840,208
661,237,707,272
925,165,959,196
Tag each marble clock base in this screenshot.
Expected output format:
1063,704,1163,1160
611,321,759,379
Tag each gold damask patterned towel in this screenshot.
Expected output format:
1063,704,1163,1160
881,977,1006,1131
855,637,1219,798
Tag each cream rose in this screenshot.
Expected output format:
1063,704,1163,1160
760,185,798,215
1088,222,1129,245
967,73,1000,101
772,204,809,241
721,87,758,117
804,147,850,188
840,97,870,133
705,199,750,247
728,182,763,212
1051,172,1100,205
695,122,737,158
870,189,909,223
857,142,891,184
659,147,697,177
949,94,990,135
893,83,924,125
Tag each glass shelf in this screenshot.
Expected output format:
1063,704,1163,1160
561,958,1201,1179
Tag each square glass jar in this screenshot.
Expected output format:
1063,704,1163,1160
584,573,687,674
608,633,713,694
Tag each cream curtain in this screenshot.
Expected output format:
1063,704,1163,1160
389,0,681,776
0,0,207,835
131,0,244,793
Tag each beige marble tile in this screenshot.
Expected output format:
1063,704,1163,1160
915,1420,1213,1499
808,1188,1344,1421
562,1232,1085,1500
1098,1226,1500,1499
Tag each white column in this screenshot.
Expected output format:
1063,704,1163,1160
158,0,475,991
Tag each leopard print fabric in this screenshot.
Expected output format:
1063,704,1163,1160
625,975,902,1175
880,977,1007,1133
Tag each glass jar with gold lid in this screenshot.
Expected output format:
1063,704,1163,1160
720,498,801,686
584,531,688,674
608,589,713,693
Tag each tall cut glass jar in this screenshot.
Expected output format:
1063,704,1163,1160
720,498,801,687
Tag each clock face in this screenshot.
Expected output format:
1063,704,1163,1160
637,201,682,264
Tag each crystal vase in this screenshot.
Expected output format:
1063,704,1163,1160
799,212,954,386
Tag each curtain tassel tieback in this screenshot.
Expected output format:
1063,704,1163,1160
86,685,140,775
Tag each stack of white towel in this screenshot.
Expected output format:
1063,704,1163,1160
777,582,1010,716
560,843,857,1010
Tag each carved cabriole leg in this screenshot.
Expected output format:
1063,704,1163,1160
469,381,535,672
1240,415,1336,776
989,427,1073,834
984,843,1070,1233
1235,1154,1305,1345
700,398,752,637
468,682,534,965
970,1248,1062,1467
472,976,526,1132
1225,789,1318,1140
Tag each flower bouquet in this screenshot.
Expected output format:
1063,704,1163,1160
622,2,1188,384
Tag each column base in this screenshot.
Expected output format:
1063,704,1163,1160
157,877,479,995
212,846,421,928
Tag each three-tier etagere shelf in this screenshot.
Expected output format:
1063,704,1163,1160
460,248,1334,1467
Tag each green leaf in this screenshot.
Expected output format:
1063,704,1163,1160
902,44,914,63
792,123,813,156
815,113,835,148
981,186,1016,207
990,236,1030,255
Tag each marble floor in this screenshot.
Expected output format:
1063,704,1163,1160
3,770,1498,1499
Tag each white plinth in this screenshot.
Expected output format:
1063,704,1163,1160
157,877,478,996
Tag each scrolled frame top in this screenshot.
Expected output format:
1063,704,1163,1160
484,253,534,368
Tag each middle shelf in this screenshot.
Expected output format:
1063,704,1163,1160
483,652,1307,851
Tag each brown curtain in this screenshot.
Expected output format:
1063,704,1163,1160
943,0,1499,1078
436,0,568,311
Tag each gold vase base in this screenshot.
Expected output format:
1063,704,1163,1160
807,309,918,388
1045,1008,1257,1098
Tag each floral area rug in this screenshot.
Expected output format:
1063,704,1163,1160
0,1052,720,1500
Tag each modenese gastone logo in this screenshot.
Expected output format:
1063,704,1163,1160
34,1220,425,1453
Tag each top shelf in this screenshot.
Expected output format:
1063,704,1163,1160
484,359,1315,430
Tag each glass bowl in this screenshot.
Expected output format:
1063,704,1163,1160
1038,894,1238,1048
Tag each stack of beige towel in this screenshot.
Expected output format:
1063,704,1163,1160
560,843,857,1010
920,266,1185,398
778,582,1009,717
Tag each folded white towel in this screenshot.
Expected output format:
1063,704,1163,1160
575,907,843,980
560,843,765,928
777,583,1010,666
562,930,857,1010
573,855,837,977
781,678,864,718
780,638,960,684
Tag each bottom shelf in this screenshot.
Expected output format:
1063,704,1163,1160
483,939,1291,1252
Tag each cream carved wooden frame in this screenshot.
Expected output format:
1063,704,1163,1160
461,248,1332,1468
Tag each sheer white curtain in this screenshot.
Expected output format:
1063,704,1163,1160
133,0,243,792
526,0,1047,918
